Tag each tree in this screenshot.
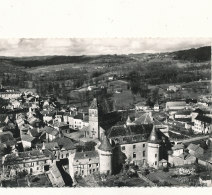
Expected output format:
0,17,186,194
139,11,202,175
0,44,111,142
0,98,8,112
128,71,148,98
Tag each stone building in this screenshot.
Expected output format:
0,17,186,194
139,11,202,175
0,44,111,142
69,135,113,177
107,122,168,170
2,149,55,177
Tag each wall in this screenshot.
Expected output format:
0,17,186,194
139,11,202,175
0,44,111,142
98,150,112,174
119,142,147,165
147,142,160,168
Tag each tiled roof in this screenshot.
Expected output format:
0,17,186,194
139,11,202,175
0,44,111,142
21,134,36,142
134,112,153,124
166,101,187,107
192,108,204,114
98,135,112,151
172,143,184,150
108,124,153,138
74,151,99,160
178,153,194,160
54,137,76,150
89,98,98,109
175,110,192,115
29,128,40,137
148,126,162,144
174,118,192,123
187,143,201,151
41,126,59,136
37,142,59,150
195,115,212,124
4,149,54,165
74,113,84,120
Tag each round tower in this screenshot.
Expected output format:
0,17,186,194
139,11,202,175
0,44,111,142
147,126,161,169
98,135,113,174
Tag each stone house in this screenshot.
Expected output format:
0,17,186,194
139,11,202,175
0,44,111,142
2,149,55,177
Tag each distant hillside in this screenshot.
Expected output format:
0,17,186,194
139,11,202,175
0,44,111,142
0,45,210,69
173,46,211,62
0,54,133,68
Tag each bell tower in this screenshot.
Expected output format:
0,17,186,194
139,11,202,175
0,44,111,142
89,98,99,139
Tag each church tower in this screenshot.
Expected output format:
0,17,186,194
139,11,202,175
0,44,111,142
89,98,99,139
98,134,113,174
147,126,162,169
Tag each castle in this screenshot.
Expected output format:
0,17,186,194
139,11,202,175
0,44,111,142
69,98,169,178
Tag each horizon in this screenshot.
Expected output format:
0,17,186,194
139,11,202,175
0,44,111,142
0,38,211,57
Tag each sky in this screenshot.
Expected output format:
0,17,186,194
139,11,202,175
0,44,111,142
0,38,211,57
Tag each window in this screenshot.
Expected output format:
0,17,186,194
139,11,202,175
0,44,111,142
155,161,157,165
133,152,136,158
66,153,69,158
143,144,145,147
37,167,39,170
133,145,136,149
89,164,92,168
89,170,92,174
82,170,84,175
96,163,99,167
93,169,95,172
122,146,125,151
155,154,157,158
37,161,39,165
143,151,145,157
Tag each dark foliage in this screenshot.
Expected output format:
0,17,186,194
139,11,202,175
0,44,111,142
173,46,211,62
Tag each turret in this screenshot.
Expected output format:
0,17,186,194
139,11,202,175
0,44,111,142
98,135,113,174
147,126,161,169
126,116,133,126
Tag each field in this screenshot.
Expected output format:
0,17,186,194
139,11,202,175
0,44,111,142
108,80,145,110
25,63,86,74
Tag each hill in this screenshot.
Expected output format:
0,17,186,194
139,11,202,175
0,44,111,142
172,46,211,62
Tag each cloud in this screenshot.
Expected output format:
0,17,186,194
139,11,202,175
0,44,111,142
0,38,210,57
